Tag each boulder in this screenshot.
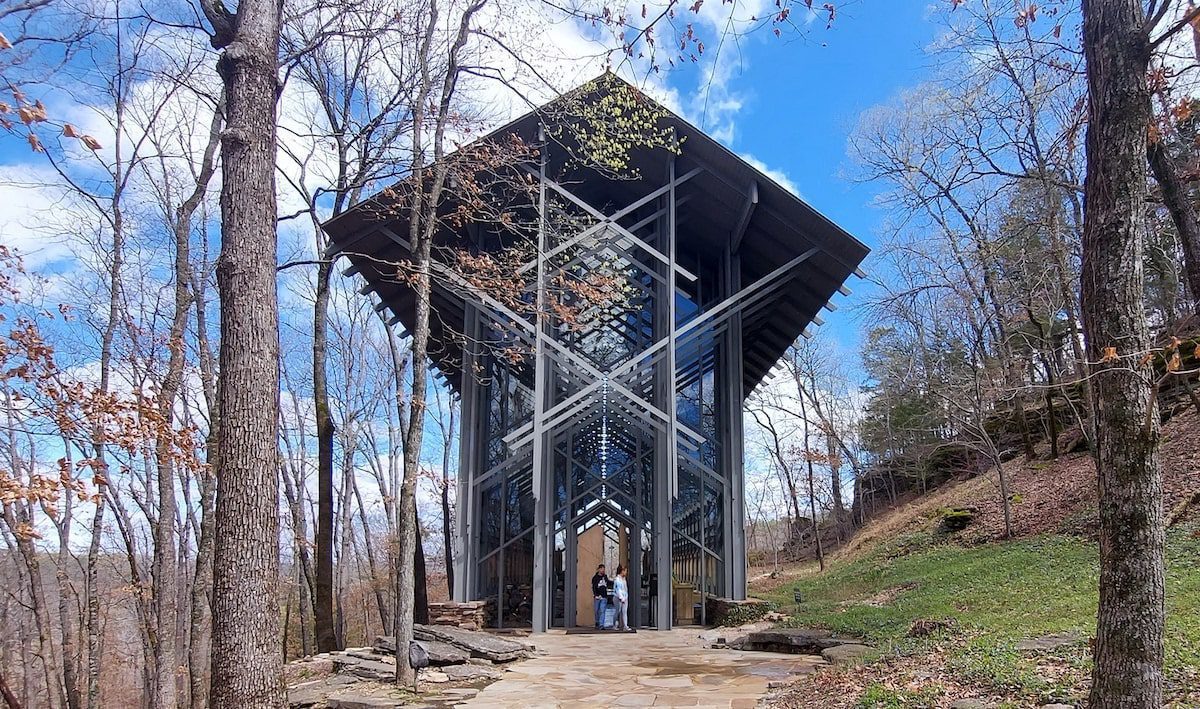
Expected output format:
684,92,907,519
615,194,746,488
743,628,846,654
414,640,469,666
288,680,332,708
343,659,398,682
949,700,994,709
699,620,773,645
938,507,978,533
413,624,531,663
705,597,774,626
376,635,477,666
820,643,872,666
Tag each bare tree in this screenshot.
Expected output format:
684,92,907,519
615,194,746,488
199,0,287,703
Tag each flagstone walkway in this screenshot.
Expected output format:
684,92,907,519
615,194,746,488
458,628,823,708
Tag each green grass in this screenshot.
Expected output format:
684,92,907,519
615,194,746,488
756,525,1200,701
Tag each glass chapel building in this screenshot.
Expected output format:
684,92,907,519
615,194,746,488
322,76,868,632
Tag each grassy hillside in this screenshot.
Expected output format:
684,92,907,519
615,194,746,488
755,528,1200,707
754,411,1200,707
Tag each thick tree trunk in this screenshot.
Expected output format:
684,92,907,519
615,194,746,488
206,0,286,704
1080,1,1165,706
1147,140,1200,313
313,259,338,653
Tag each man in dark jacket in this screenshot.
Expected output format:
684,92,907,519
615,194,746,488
590,564,610,629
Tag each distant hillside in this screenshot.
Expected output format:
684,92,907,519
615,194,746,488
843,408,1199,556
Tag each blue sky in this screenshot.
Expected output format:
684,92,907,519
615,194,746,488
0,0,945,372
670,1,943,358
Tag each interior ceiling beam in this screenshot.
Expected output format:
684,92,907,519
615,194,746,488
517,165,703,276
533,172,699,283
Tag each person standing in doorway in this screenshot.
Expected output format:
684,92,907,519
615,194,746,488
591,564,610,629
613,565,631,632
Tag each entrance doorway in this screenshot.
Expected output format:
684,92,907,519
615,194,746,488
555,505,657,629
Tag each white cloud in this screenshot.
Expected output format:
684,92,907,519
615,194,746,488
740,152,802,197
0,163,86,269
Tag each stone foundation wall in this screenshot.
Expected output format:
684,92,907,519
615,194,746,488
427,600,494,631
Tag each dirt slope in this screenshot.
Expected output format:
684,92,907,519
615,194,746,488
839,408,1200,559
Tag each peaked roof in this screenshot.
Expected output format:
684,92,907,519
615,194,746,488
322,73,869,394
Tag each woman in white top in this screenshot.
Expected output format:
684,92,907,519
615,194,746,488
613,565,631,631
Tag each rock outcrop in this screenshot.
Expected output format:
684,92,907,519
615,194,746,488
411,624,533,663
288,624,530,707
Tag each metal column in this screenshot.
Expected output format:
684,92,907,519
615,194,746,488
530,128,553,632
453,303,482,601
724,249,747,600
652,154,679,629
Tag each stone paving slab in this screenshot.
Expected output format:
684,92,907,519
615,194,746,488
457,629,823,708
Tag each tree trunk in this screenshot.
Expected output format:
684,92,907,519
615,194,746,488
313,258,338,652
441,479,455,597
279,448,316,654
1147,140,1200,313
7,510,65,709
394,162,437,684
351,474,392,632
1080,1,1165,705
0,665,21,709
333,441,352,648
84,498,104,709
414,517,429,625
205,0,286,703
150,212,197,709
188,296,218,709
54,494,81,709
188,458,216,709
798,394,824,571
